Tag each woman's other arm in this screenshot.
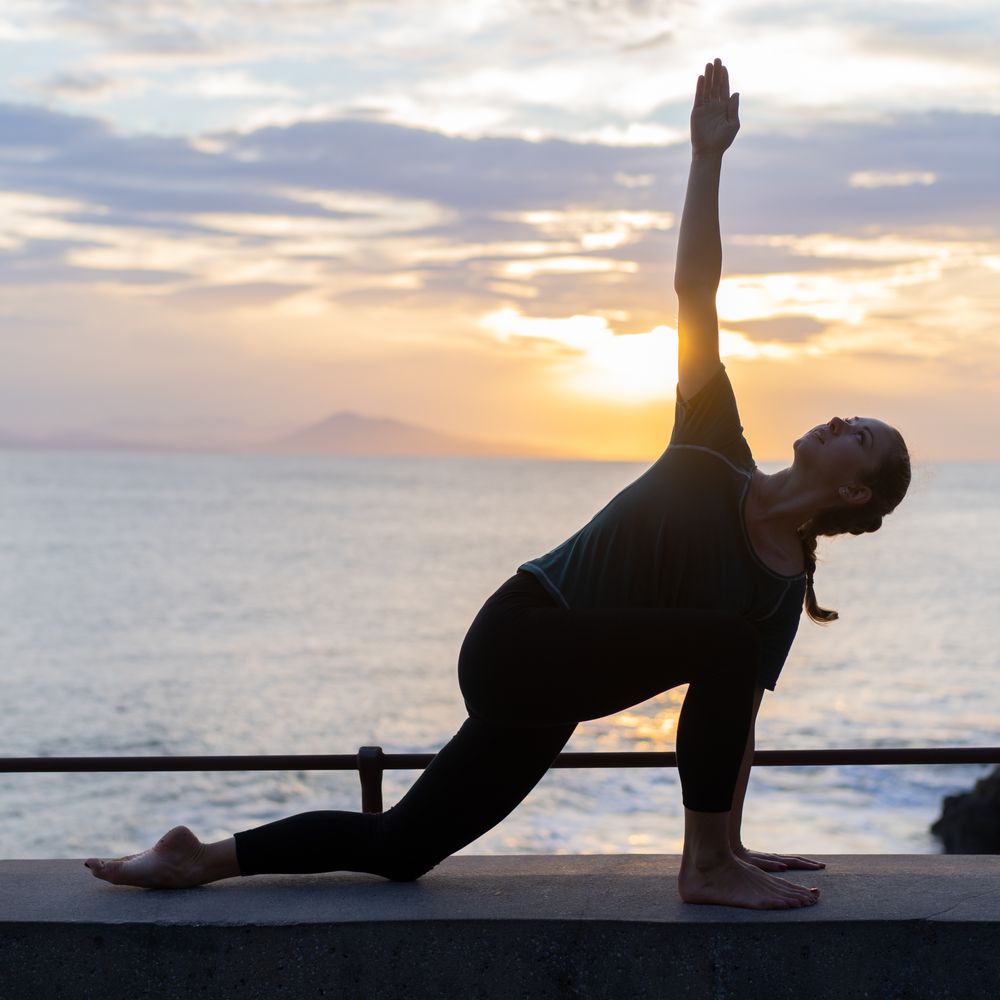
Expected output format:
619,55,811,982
674,58,739,401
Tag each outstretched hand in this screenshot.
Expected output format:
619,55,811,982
690,57,740,157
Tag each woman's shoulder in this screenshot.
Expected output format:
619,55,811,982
663,441,755,479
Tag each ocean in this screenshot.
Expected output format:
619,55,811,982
1,451,997,860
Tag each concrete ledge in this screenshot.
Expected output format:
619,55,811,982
1,855,998,999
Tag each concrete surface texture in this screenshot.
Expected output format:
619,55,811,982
1,854,998,999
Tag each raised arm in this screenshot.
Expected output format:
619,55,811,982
673,58,740,402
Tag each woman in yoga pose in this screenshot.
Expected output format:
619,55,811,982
86,59,911,909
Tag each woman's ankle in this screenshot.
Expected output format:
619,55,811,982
681,838,735,867
197,837,241,883
681,807,737,869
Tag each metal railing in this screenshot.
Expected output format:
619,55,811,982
3,746,998,813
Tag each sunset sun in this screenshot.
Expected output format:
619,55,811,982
480,307,678,404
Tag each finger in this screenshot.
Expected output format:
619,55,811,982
694,74,705,107
721,63,730,101
711,57,721,100
704,61,713,96
787,855,826,868
749,855,788,872
731,92,740,121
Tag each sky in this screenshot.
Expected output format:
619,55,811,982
0,0,998,460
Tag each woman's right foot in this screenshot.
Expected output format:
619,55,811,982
678,852,820,909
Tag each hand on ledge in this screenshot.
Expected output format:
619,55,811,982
733,845,827,872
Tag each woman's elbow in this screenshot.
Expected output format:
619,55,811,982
673,276,720,300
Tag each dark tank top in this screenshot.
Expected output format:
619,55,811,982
518,363,806,690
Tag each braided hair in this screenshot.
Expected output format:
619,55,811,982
797,426,911,624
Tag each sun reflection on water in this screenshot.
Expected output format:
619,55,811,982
603,688,686,750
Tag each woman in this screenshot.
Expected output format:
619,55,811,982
85,58,911,910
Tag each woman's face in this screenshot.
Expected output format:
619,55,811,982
793,415,896,497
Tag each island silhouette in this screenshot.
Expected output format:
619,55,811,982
0,411,571,458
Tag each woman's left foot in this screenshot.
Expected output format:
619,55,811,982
85,825,213,888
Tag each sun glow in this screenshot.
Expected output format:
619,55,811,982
480,308,798,404
480,307,677,403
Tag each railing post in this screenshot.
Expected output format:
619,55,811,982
357,746,385,813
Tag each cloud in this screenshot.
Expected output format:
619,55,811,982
166,281,307,311
35,70,147,102
1,0,998,461
11,0,680,70
849,171,937,189
478,306,677,401
174,72,302,100
517,0,687,47
725,113,1000,233
1,103,995,266
20,0,395,66
728,232,989,265
496,207,675,251
498,256,638,278
49,1,224,56
7,0,997,156
722,315,830,343
613,172,655,189
725,0,1000,70
0,99,996,385
478,305,792,404
847,2,1000,67
573,123,685,147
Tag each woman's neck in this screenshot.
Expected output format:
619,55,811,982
747,466,828,537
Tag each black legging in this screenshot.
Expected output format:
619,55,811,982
233,570,761,880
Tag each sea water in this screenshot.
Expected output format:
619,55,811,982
0,451,997,860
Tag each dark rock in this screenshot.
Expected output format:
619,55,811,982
931,765,1000,853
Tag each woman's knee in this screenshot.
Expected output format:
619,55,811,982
370,810,450,882
377,850,443,883
382,859,437,882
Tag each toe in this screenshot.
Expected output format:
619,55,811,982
100,860,127,884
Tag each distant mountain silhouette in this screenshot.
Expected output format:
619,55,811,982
271,411,560,457
0,413,572,457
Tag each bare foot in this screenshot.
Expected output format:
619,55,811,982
85,826,216,889
679,853,820,909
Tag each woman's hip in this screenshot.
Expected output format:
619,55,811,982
458,577,761,721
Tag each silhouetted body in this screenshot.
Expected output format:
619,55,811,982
234,364,802,878
92,58,912,910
